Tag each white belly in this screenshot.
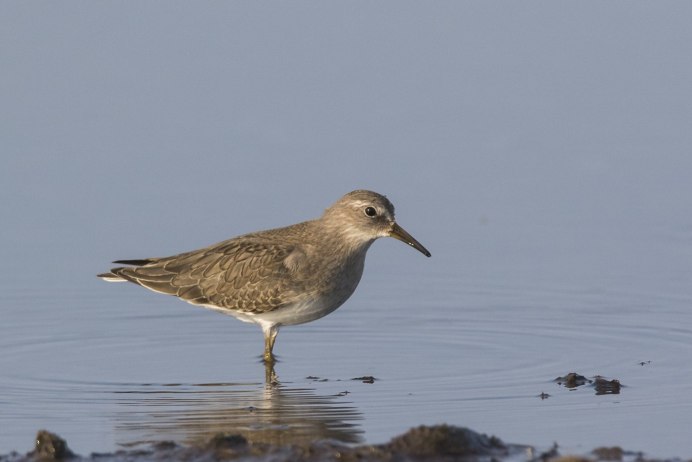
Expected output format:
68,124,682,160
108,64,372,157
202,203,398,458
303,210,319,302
201,291,349,327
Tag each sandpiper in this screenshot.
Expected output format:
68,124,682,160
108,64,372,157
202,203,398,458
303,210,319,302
98,190,430,364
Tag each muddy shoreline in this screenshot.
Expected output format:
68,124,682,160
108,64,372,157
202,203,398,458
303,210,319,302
0,425,681,462
3,372,681,462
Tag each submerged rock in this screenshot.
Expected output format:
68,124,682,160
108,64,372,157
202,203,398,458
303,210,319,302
591,446,624,460
5,426,672,462
5,425,518,462
386,424,506,457
30,430,74,460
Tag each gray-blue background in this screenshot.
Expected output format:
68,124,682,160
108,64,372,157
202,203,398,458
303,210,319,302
4,2,690,266
2,2,691,457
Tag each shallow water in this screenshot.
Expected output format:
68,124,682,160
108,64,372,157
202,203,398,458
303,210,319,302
2,218,691,459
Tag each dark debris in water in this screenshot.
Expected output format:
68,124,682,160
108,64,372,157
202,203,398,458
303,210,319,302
555,372,592,389
548,445,646,462
593,376,621,395
537,443,648,462
554,372,622,395
306,375,377,384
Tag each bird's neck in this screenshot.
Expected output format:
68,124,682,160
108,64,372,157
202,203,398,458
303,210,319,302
325,227,374,261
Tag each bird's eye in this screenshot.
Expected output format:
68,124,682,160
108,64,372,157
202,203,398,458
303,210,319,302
364,206,377,217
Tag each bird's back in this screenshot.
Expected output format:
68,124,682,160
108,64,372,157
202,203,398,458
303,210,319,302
99,219,368,319
100,222,317,313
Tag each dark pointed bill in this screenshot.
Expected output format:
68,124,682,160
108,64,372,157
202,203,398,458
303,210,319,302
389,223,431,257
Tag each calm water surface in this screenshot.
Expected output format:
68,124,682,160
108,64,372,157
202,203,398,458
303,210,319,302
2,219,691,458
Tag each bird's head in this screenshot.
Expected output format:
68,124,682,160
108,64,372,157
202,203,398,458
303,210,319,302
322,190,431,257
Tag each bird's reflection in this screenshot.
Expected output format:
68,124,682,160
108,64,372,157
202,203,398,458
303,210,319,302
112,364,363,448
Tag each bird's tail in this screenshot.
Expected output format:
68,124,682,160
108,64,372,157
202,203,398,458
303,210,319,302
97,258,157,282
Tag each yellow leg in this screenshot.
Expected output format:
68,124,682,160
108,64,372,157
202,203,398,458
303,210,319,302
264,360,278,385
262,324,279,365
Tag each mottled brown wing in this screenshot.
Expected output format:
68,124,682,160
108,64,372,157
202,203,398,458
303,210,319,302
110,240,302,313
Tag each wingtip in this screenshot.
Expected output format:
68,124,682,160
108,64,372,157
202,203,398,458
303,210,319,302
112,259,154,266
